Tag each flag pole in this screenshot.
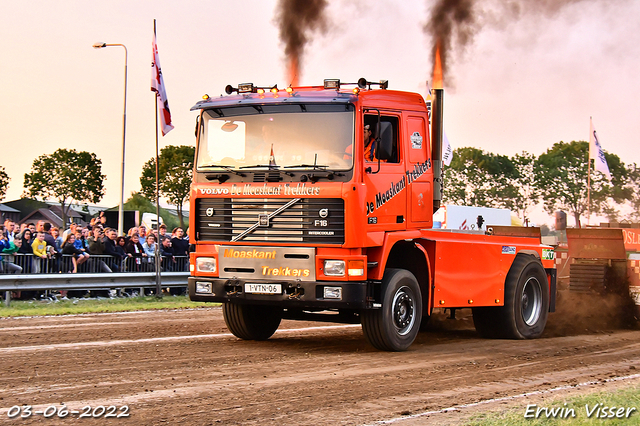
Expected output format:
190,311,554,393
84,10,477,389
587,117,592,227
153,19,162,298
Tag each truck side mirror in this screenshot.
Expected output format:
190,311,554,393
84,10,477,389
376,121,394,161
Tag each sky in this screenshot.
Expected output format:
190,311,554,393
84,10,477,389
1,0,639,225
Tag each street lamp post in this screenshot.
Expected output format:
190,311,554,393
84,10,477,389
93,42,127,236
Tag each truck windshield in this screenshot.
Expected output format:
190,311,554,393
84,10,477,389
197,104,354,171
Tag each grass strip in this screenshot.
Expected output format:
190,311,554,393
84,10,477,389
0,295,213,317
466,384,640,425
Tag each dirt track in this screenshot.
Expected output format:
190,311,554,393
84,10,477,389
1,303,640,425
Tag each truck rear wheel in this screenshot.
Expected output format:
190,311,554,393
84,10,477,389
222,303,282,341
362,269,422,351
473,254,549,339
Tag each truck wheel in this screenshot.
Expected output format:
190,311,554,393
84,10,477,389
222,303,282,341
473,254,549,339
362,269,422,351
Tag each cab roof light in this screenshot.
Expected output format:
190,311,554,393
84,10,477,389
324,79,340,90
225,83,279,95
285,86,294,94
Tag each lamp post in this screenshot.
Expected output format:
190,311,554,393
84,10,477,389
93,42,127,236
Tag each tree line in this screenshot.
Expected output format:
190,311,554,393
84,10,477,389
444,141,640,227
0,146,194,229
3,141,638,229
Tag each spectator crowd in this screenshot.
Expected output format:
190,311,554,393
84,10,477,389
0,216,191,276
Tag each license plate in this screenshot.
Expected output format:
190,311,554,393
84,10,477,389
244,283,282,294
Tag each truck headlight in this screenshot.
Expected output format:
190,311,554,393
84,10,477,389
196,257,217,273
195,282,213,294
323,260,345,276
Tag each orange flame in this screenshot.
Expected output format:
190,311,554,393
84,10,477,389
287,57,299,87
432,42,443,90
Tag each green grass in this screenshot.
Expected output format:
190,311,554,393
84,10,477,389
466,384,640,425
0,295,214,317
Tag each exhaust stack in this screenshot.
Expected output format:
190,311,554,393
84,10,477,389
431,44,444,212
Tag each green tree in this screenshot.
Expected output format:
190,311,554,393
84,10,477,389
443,147,517,209
140,145,195,228
23,149,105,227
0,166,9,201
533,141,627,228
508,151,540,223
618,163,640,223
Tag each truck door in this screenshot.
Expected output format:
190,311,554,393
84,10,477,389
363,113,407,232
405,114,433,226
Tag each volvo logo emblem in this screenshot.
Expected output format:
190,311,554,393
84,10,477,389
206,208,214,216
319,208,329,218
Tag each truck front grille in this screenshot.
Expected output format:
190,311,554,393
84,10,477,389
195,198,345,244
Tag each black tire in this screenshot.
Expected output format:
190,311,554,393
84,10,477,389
222,303,282,341
362,269,423,351
473,254,549,339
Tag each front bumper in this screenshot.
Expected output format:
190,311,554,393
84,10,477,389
188,276,371,309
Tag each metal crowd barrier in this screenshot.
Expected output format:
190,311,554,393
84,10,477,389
0,254,190,307
0,254,189,274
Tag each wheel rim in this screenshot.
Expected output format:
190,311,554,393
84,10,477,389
392,286,415,336
521,276,542,326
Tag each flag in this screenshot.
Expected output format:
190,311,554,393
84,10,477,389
589,117,611,180
442,131,453,166
151,24,174,136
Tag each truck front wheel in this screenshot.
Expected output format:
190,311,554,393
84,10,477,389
223,303,282,341
362,269,423,351
473,254,549,339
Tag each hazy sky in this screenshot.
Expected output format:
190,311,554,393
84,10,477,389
1,0,639,224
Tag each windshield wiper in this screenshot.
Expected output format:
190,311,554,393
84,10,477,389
284,163,329,170
199,164,245,177
238,164,280,169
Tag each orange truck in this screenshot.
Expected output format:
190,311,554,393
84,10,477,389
188,79,557,351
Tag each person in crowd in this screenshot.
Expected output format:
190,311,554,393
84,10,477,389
160,236,176,272
74,229,90,253
98,211,107,227
18,230,34,254
0,228,10,252
115,236,127,257
158,224,168,239
61,233,90,273
27,223,36,234
171,227,189,271
36,220,45,233
3,220,16,243
86,226,112,273
1,235,23,274
51,226,63,249
62,223,78,240
87,227,104,253
42,222,61,273
138,225,147,239
31,232,48,273
124,233,148,271
142,234,157,258
103,228,123,272
16,223,29,240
